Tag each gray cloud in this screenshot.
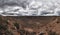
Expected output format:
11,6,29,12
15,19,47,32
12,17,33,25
0,0,60,16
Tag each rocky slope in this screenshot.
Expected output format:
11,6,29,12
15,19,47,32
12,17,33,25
0,16,60,35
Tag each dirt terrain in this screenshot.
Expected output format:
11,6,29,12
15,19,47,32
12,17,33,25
0,16,60,35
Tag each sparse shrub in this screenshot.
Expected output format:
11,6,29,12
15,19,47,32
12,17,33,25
39,33,45,35
5,30,13,35
0,17,2,20
14,22,19,29
48,30,59,35
0,32,3,35
0,20,8,35
30,32,36,35
26,31,36,35
3,19,9,24
26,31,29,35
5,20,9,24
57,21,60,24
0,24,8,30
19,30,25,35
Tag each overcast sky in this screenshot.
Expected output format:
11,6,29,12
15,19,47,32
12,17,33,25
0,0,60,16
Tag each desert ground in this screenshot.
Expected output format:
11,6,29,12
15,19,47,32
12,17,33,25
0,16,60,35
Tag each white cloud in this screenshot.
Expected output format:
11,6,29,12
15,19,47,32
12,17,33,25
0,0,60,16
